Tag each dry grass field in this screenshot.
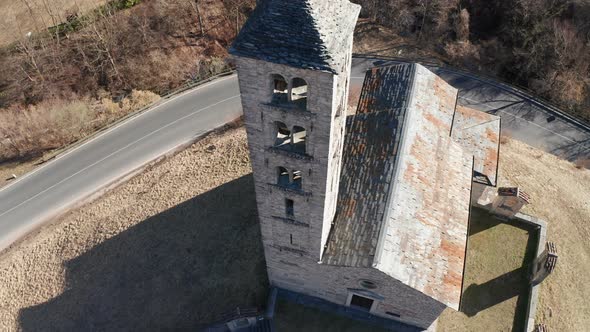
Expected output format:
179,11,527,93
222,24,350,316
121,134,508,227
0,127,267,331
0,126,587,331
0,0,106,46
0,90,160,188
499,139,590,332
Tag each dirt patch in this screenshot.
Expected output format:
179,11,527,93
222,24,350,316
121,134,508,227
0,156,44,190
0,127,268,331
353,19,447,63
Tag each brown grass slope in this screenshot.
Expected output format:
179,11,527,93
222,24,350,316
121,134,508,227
499,138,590,332
0,128,587,331
0,0,253,168
0,0,106,46
0,128,267,331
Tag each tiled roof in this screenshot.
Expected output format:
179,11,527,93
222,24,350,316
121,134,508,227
356,65,415,113
451,105,501,186
229,0,360,73
322,65,414,267
323,64,474,310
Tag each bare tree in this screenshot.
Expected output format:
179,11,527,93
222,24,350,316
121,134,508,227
454,8,470,41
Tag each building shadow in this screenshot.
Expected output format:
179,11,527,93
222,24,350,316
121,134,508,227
468,208,534,236
18,174,269,331
460,211,539,331
461,267,526,317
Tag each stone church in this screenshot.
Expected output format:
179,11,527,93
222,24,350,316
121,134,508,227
230,0,501,329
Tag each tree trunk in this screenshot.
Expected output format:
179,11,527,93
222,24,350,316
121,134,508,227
195,0,205,35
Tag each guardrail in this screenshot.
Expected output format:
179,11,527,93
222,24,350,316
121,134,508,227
353,53,590,132
29,69,237,167
159,69,236,100
10,54,590,176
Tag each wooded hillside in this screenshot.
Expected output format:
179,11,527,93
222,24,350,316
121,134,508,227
0,0,255,163
0,0,588,164
353,0,590,121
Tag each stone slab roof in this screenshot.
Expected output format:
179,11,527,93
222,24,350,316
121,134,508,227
323,64,474,310
322,65,414,267
451,105,501,186
229,0,360,73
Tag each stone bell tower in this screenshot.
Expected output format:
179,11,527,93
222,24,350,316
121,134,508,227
230,0,360,272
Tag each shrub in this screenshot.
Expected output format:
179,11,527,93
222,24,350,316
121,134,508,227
0,91,160,163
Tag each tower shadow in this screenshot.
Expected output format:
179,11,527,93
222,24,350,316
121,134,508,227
18,174,269,331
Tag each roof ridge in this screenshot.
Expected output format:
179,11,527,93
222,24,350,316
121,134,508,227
372,63,418,269
230,0,360,73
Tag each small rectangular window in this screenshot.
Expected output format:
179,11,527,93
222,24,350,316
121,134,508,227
290,234,294,245
285,199,294,217
386,311,401,318
350,295,373,311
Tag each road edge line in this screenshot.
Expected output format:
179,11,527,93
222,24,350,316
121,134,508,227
0,73,237,194
0,116,243,255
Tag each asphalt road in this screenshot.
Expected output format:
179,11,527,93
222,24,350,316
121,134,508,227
353,58,590,161
0,75,242,250
0,57,589,251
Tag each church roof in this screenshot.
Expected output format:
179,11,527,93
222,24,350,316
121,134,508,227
451,105,501,186
229,0,360,73
321,65,414,268
322,64,483,310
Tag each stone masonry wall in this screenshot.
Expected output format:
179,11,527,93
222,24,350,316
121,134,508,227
234,56,343,263
266,247,447,329
232,18,445,330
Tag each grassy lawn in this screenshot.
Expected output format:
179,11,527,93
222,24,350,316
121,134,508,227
274,299,391,332
437,208,538,332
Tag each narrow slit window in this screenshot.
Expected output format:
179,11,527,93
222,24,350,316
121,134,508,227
290,234,294,245
336,104,343,118
271,74,288,104
285,199,294,217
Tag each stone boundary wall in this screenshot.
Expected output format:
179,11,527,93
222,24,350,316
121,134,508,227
474,200,547,332
512,213,547,332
